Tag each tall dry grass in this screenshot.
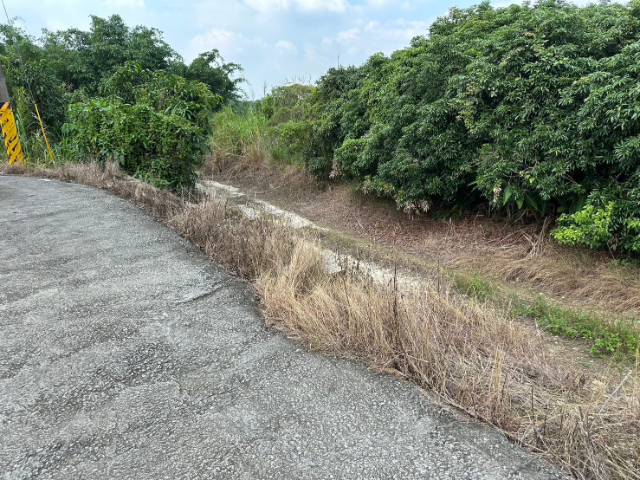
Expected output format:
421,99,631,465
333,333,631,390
257,243,639,479
2,161,639,479
203,106,270,177
456,249,640,318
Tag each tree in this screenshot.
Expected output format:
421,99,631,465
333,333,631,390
281,0,640,254
40,15,179,94
63,62,222,189
179,49,244,104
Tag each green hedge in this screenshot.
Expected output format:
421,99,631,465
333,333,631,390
273,0,640,255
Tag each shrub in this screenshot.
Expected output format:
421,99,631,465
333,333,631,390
276,0,640,257
551,180,640,255
62,62,221,189
552,203,614,250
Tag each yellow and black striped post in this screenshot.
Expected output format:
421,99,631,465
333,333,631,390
0,101,24,164
0,62,24,164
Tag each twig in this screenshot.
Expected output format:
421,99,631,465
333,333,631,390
349,211,366,233
598,370,632,415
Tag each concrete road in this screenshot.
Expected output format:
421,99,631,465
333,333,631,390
0,176,564,479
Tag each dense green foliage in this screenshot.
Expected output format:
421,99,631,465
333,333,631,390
259,84,314,164
0,15,243,186
1,15,243,101
262,0,640,255
62,62,221,189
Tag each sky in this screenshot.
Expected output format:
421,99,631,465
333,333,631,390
8,0,512,98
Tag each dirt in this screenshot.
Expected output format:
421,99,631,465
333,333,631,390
206,159,640,321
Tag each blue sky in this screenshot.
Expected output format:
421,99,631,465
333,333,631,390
9,0,510,97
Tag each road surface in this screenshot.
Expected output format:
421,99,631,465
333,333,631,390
0,176,564,479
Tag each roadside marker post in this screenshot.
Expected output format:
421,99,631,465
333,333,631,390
0,102,24,164
0,62,24,164
35,104,55,164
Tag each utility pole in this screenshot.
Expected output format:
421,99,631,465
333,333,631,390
0,61,24,164
0,62,10,103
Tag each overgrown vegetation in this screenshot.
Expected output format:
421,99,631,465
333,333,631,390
207,89,640,358
62,62,221,188
209,105,269,170
247,0,640,257
0,15,243,188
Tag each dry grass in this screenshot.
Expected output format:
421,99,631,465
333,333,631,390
465,251,640,316
202,154,640,320
168,197,299,281
3,160,639,479
202,151,319,204
258,244,640,479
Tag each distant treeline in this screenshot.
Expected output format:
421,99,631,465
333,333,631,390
259,0,640,255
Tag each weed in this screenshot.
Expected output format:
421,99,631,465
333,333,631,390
516,299,639,357
453,272,498,302
205,106,270,175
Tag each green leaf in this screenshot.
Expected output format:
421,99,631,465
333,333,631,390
503,183,513,206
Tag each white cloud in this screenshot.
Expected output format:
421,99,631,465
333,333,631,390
363,0,412,9
303,42,326,61
243,0,348,13
194,0,248,29
276,40,298,54
103,0,144,7
324,18,426,53
41,0,144,7
366,0,391,7
191,28,266,57
364,20,380,31
336,28,359,42
367,18,428,42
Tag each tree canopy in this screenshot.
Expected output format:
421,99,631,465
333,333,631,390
263,0,640,255
0,14,244,138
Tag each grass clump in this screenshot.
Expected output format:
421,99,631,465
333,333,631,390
517,299,640,358
207,85,314,176
453,272,498,302
206,106,270,175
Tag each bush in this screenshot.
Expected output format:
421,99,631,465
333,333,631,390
62,62,221,189
552,203,614,250
275,0,640,256
552,180,640,254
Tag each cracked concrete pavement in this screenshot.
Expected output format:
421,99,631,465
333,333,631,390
0,176,566,479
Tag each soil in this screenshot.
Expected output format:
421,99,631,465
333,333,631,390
205,158,640,322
